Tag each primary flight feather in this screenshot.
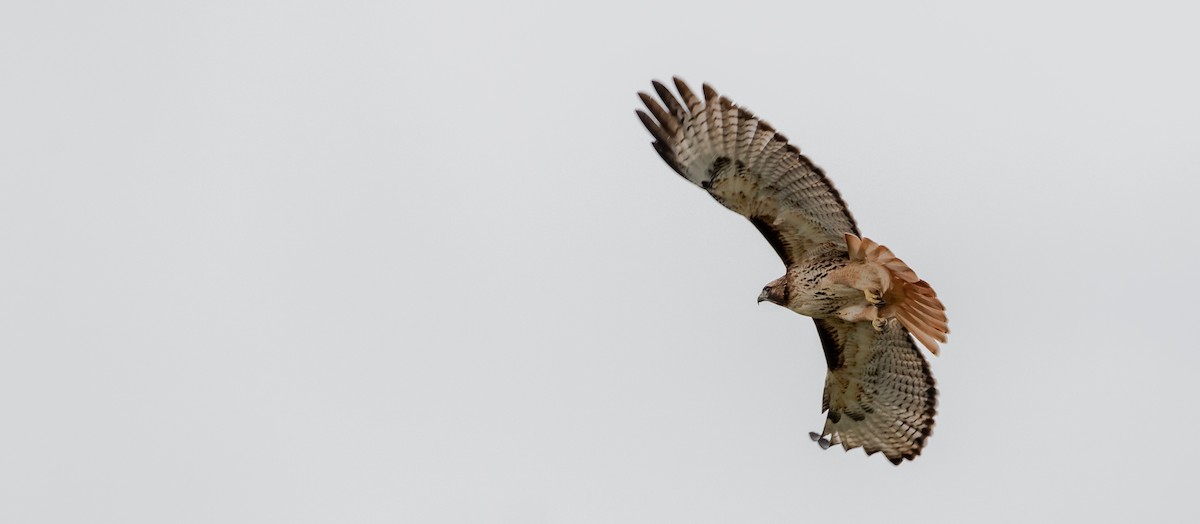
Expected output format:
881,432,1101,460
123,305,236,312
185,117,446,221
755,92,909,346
636,78,949,464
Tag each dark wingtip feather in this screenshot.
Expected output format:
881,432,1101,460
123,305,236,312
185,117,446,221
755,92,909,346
636,91,657,112
673,77,700,110
635,110,669,145
650,80,685,121
637,92,676,134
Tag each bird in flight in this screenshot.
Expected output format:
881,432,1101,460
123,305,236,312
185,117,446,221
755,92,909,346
636,78,949,464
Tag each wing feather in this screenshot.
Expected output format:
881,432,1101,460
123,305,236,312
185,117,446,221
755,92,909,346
637,78,859,265
813,318,937,464
637,93,677,136
635,110,669,145
674,78,702,115
651,80,687,123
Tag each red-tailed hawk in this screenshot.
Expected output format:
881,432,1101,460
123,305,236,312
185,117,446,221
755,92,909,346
636,78,948,464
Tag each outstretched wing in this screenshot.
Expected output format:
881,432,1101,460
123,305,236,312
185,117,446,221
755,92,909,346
636,78,858,266
811,318,937,464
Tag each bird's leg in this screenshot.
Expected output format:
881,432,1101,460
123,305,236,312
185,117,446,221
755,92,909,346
809,432,831,450
866,287,889,332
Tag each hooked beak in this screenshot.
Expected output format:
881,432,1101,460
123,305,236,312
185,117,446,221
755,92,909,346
757,289,769,304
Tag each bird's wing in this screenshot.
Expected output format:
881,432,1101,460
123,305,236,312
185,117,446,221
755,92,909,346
810,318,937,464
636,78,858,266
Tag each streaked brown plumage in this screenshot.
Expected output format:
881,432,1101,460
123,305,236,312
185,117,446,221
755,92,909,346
636,78,949,464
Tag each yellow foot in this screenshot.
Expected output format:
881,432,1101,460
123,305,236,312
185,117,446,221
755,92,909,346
872,317,887,332
865,288,886,307
872,317,899,332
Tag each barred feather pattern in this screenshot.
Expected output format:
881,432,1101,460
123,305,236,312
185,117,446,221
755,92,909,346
814,318,937,464
636,78,858,265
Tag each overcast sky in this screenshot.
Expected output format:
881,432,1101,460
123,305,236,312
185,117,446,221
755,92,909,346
3,1,1199,522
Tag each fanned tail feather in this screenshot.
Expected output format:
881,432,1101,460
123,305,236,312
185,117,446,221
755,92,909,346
845,234,949,355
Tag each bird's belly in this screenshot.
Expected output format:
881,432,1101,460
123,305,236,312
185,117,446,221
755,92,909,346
788,281,861,319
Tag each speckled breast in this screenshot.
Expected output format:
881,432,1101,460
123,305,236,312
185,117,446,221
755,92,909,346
787,243,857,318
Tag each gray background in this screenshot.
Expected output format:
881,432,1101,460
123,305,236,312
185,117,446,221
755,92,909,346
3,1,1198,522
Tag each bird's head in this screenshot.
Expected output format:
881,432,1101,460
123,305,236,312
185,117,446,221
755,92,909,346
758,276,789,306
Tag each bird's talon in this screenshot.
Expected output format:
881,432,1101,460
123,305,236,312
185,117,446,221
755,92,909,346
872,317,887,331
865,289,886,307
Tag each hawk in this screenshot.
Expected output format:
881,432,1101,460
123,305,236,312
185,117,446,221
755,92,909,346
636,78,948,464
